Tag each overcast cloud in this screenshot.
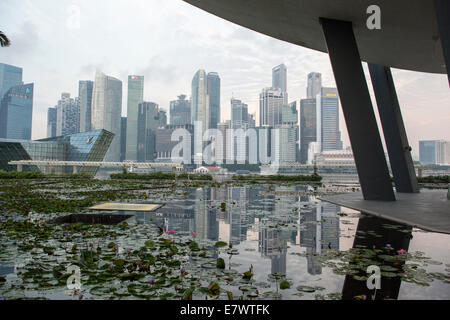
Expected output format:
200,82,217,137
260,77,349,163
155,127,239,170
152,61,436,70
0,0,448,159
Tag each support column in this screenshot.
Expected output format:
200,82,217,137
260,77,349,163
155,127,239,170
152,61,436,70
73,166,78,174
369,64,419,193
434,0,450,85
17,164,22,172
320,18,395,201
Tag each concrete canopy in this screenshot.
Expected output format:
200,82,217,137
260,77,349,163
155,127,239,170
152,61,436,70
183,0,446,74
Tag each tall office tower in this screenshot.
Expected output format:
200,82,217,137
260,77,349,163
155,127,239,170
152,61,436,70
191,70,209,130
120,117,127,162
56,93,80,136
207,72,220,129
271,126,297,164
307,72,322,99
217,121,231,162
0,63,23,100
231,98,248,129
283,101,300,162
248,113,256,128
47,107,57,138
155,124,194,162
91,70,122,162
419,140,450,165
230,98,249,163
158,109,167,127
272,64,287,103
320,87,342,151
300,98,317,164
191,70,210,163
78,80,94,132
259,87,285,127
170,94,191,125
137,101,160,162
125,75,144,161
0,83,33,140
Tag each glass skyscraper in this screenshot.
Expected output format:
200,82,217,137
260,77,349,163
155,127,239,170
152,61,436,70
307,72,322,99
272,64,287,96
320,87,342,151
79,80,94,133
0,83,34,140
259,87,285,127
170,94,191,126
207,72,220,129
47,107,57,138
300,98,317,164
91,71,122,162
137,101,160,162
0,63,23,100
231,98,248,129
419,140,450,165
191,69,209,131
120,116,127,162
125,75,144,161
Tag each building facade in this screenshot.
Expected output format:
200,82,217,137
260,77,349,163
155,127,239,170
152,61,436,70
120,116,127,162
320,87,342,151
259,87,285,127
0,63,23,100
78,80,94,133
300,98,317,164
91,71,122,162
207,72,220,129
0,83,34,140
307,72,322,99
170,94,191,126
56,93,80,136
125,75,144,161
419,140,450,165
137,101,160,162
47,107,57,138
155,124,194,162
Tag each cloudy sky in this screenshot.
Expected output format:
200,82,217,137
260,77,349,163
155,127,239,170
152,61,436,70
0,0,449,159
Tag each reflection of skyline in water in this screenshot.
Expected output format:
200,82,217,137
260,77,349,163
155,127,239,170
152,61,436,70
135,185,341,278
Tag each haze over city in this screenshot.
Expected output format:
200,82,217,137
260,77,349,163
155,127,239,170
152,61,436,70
0,0,449,158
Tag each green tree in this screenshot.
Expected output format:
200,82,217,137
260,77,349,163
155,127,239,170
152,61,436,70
0,31,11,47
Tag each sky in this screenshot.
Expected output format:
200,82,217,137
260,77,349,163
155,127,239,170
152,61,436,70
0,0,449,159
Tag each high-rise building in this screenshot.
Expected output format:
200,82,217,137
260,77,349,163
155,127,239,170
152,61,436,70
248,114,256,128
158,109,167,127
78,80,94,132
191,70,209,131
170,94,191,126
300,98,317,164
56,93,80,136
217,121,231,163
47,107,57,138
91,71,122,162
120,117,127,162
137,101,160,162
207,72,220,129
271,126,297,164
272,64,287,97
231,98,248,129
307,72,322,99
259,87,285,127
0,83,34,140
419,140,450,165
320,87,342,151
125,75,144,161
0,63,23,100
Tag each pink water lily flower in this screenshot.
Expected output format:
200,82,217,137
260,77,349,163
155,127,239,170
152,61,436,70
166,230,177,235
397,249,407,255
192,232,198,236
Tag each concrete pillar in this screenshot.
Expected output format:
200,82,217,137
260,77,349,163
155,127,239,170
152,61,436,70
17,164,22,172
368,64,419,193
73,166,78,174
320,18,395,201
434,0,450,85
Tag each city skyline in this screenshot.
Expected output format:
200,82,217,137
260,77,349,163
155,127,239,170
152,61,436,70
0,0,449,159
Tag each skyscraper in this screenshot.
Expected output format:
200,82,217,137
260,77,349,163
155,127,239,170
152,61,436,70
120,117,127,162
125,75,144,161
91,71,122,162
56,93,80,136
320,87,342,151
207,72,220,129
47,107,57,138
0,83,34,140
231,98,248,129
259,87,285,127
272,64,287,97
307,72,322,99
170,94,191,126
300,98,317,164
0,63,23,100
191,70,209,131
78,80,94,132
137,102,160,162
158,109,167,127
